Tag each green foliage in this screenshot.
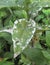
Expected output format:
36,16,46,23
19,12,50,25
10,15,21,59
0,60,14,65
42,49,50,60
46,31,50,47
34,8,50,25
0,0,50,65
13,10,27,18
23,48,47,65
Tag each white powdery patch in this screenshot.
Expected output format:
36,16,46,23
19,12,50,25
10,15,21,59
12,38,21,58
14,20,18,25
30,19,36,27
12,20,18,34
48,25,50,27
17,5,23,8
12,38,17,58
14,52,20,58
18,19,25,23
28,24,32,27
37,27,42,30
17,42,22,46
33,13,36,16
30,19,36,34
12,39,16,48
45,5,48,7
26,37,32,45
21,38,32,50
22,47,25,50
38,7,42,11
32,28,36,34
13,19,25,30
0,28,13,34
13,25,17,29
15,38,20,42
26,35,33,47
32,13,38,18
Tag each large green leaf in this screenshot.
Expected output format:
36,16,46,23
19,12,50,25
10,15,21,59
14,10,27,18
0,32,13,44
0,61,14,65
12,19,36,56
4,52,13,59
0,10,7,18
42,50,50,60
23,48,47,65
42,9,50,16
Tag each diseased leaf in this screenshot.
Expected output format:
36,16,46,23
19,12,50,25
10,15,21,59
12,19,36,56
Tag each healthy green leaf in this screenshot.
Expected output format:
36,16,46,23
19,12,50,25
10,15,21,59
0,32,13,44
42,50,50,60
0,61,14,65
14,10,27,19
23,48,47,65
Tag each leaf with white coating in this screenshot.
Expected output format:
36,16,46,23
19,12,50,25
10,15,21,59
12,19,36,57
